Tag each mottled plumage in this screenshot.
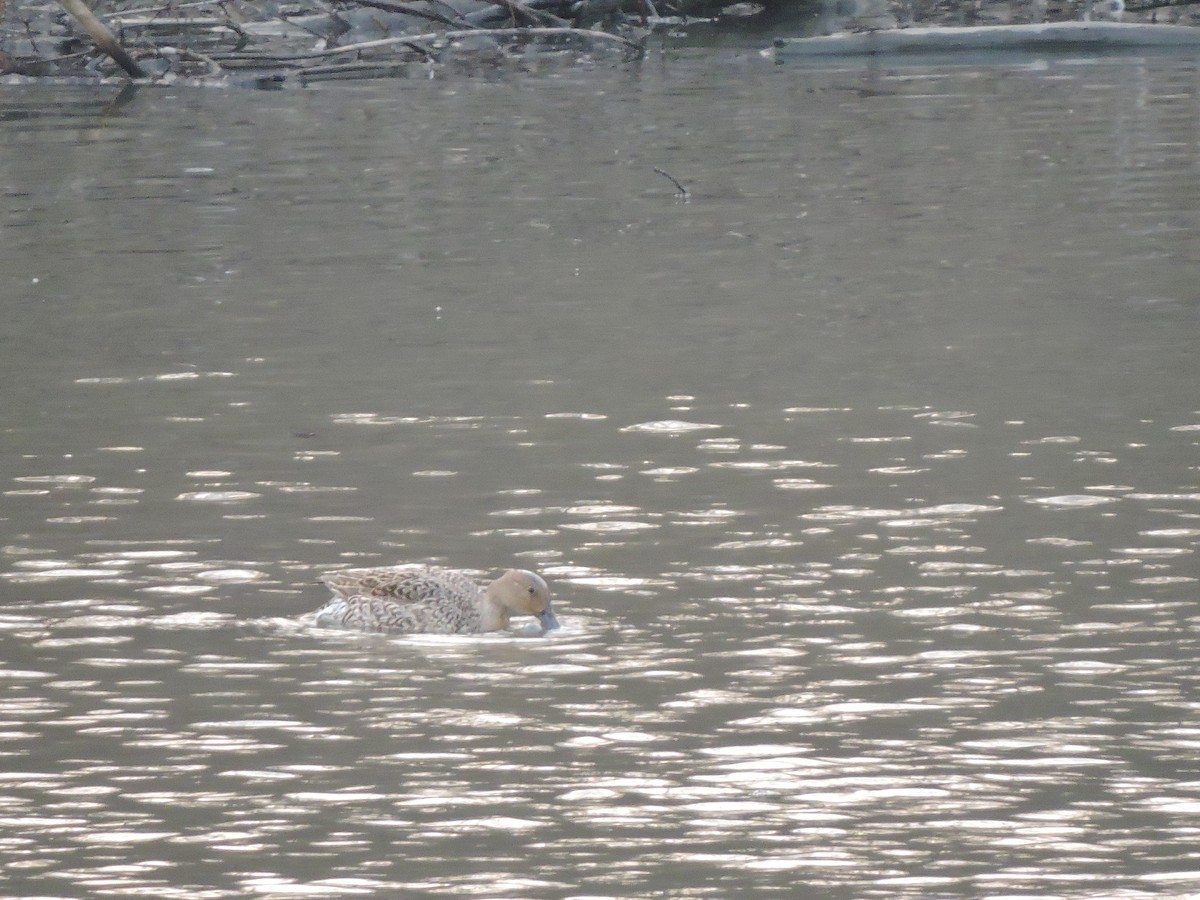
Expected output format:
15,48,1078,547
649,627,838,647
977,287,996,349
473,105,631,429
312,564,557,635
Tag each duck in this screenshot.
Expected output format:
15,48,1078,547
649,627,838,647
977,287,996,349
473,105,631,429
311,564,558,635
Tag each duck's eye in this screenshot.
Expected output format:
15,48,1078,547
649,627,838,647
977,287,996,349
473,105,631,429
528,586,536,594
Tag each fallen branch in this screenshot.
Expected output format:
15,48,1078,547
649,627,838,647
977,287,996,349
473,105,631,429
58,0,148,78
299,60,418,82
160,44,225,77
1126,0,1200,9
207,33,454,65
489,0,573,27
210,24,644,65
98,0,217,19
331,0,478,29
775,21,1200,57
429,25,644,51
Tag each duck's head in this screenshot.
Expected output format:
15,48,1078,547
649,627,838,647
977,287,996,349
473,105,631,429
490,569,559,631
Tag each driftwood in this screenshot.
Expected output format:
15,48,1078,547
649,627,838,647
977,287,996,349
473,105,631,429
57,0,148,78
207,25,643,72
299,25,644,78
775,20,1200,57
486,0,573,27
330,0,478,28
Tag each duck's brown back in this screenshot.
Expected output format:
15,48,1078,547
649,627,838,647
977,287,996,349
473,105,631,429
314,564,487,634
320,565,481,601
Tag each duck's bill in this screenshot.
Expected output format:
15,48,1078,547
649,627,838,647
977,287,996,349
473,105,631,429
537,607,561,631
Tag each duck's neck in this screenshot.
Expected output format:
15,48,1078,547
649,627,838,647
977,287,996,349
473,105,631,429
479,593,512,632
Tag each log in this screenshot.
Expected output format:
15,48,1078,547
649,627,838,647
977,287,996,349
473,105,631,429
57,0,148,78
774,21,1200,58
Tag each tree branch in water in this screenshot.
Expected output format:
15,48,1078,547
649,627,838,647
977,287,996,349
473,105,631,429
58,0,148,78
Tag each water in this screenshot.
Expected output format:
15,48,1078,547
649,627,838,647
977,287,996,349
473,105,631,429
2,50,1199,898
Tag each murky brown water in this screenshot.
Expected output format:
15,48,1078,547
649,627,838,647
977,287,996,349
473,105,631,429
2,51,1200,898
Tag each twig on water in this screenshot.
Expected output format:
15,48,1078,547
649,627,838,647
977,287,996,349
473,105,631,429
653,166,689,199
